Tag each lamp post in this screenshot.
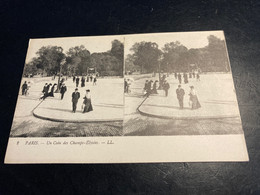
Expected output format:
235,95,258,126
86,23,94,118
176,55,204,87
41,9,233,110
55,47,65,93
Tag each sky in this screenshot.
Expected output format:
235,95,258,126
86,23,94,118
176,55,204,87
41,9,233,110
25,31,225,63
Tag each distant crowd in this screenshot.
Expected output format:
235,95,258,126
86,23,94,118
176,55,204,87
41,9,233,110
124,72,201,110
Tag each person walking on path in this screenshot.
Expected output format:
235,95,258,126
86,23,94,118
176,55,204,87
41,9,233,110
152,80,159,94
72,88,80,113
25,81,31,95
49,83,57,97
82,89,93,113
21,81,28,95
81,76,85,87
178,73,182,84
184,73,189,84
163,80,170,97
196,73,200,81
189,86,201,109
93,75,97,85
73,75,76,83
124,79,128,93
176,85,185,109
76,76,80,87
60,83,67,100
174,72,178,79
40,83,52,100
145,80,152,97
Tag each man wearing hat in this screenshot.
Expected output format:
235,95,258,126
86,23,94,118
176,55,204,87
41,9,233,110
176,85,185,109
72,88,80,113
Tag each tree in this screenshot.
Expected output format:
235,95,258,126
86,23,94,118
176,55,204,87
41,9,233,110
35,46,65,75
66,45,91,75
161,41,188,72
130,42,162,74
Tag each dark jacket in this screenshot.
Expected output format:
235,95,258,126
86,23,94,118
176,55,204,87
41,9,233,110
72,92,80,102
60,86,67,94
176,88,185,99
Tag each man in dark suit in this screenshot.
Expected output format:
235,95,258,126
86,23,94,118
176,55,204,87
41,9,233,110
176,85,185,109
163,80,170,97
72,88,80,113
76,76,80,87
60,83,67,100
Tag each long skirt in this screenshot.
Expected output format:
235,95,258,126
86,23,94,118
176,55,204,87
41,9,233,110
83,98,93,113
190,95,201,109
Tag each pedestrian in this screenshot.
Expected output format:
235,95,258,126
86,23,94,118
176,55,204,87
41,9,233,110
145,80,152,97
196,73,200,81
184,73,188,84
93,75,97,85
163,80,170,97
82,89,93,113
76,76,80,87
21,81,28,95
90,75,93,82
174,72,178,79
86,75,89,82
81,76,85,87
72,88,80,113
176,85,185,109
189,86,201,109
49,83,57,97
152,80,159,94
178,73,182,84
60,83,67,100
73,75,76,83
40,83,52,100
124,79,128,93
26,81,31,95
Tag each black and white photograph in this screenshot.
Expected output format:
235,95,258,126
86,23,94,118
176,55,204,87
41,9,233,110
10,35,124,137
5,32,248,163
124,31,244,136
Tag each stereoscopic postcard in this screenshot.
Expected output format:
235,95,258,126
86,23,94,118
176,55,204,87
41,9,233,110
5,31,248,163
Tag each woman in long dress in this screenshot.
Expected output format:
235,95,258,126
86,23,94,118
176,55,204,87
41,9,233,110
189,86,201,109
82,89,93,113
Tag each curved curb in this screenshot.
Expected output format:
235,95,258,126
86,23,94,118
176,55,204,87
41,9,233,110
137,97,239,120
32,99,123,123
32,110,123,123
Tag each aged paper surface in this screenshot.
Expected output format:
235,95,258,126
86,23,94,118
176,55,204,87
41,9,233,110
5,31,249,163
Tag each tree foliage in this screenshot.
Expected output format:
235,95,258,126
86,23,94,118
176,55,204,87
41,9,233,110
125,35,230,73
24,40,124,77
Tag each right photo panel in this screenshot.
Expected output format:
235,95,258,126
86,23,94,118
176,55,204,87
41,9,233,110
123,31,244,137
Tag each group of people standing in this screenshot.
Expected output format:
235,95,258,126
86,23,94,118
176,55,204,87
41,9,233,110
40,82,67,100
141,74,201,110
175,72,200,84
73,74,97,88
143,76,170,97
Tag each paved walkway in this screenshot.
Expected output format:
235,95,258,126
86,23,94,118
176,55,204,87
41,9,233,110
31,78,124,122
132,74,241,119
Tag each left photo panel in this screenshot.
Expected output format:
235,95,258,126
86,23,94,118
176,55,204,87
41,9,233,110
10,35,124,137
